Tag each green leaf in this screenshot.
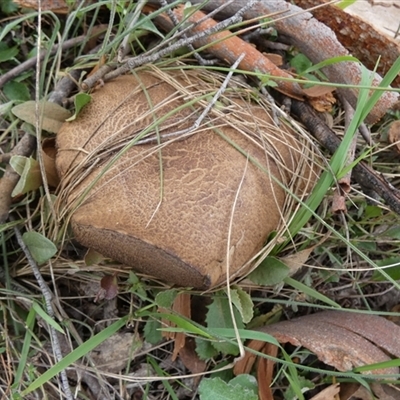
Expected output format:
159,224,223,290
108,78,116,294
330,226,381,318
12,100,71,133
32,302,64,333
226,286,254,324
284,277,341,308
3,81,30,102
22,231,57,264
195,338,219,360
1,0,18,14
199,376,258,400
372,257,400,281
10,156,42,196
65,93,91,121
229,375,258,394
155,289,178,308
206,293,244,355
336,0,357,9
248,256,290,286
0,44,18,62
290,53,312,74
143,318,163,345
383,226,400,240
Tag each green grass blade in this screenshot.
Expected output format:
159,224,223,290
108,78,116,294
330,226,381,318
21,316,128,395
284,277,341,308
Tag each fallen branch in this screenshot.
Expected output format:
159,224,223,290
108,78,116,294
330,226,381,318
150,0,399,123
294,0,400,88
168,4,306,99
290,100,400,215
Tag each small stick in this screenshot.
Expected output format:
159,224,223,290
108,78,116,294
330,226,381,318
102,0,265,83
0,36,89,90
290,99,400,215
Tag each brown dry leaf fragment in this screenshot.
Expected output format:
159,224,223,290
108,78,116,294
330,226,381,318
41,138,60,187
240,311,400,380
306,90,336,113
98,273,118,301
257,343,278,400
178,337,207,382
388,120,400,155
90,332,142,373
332,188,347,214
280,247,315,275
171,293,191,361
264,53,283,67
12,101,71,133
310,383,340,400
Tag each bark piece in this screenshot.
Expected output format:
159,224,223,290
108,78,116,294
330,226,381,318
155,0,399,123
294,0,400,88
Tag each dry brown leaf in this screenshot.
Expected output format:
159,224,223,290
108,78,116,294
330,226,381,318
96,273,118,301
279,247,315,275
178,337,207,381
12,101,71,133
171,293,191,361
306,90,336,113
41,138,60,187
257,343,278,400
90,332,142,373
236,310,400,397
310,383,340,400
388,120,400,154
264,53,283,66
332,188,347,214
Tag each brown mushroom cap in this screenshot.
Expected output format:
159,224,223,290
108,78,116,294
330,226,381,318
56,69,315,289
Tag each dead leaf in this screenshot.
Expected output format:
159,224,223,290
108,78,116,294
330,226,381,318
235,311,400,399
264,53,283,66
305,89,336,113
280,247,316,275
42,138,60,187
257,343,279,400
332,188,347,214
178,337,207,383
13,0,69,13
95,273,118,302
388,120,400,155
171,293,191,361
310,383,340,400
90,332,142,373
12,100,71,133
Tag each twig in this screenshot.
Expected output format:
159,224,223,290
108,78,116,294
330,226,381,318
102,0,263,83
12,220,73,399
151,0,399,123
159,4,306,99
0,36,87,90
34,4,73,398
290,100,400,215
158,0,216,66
